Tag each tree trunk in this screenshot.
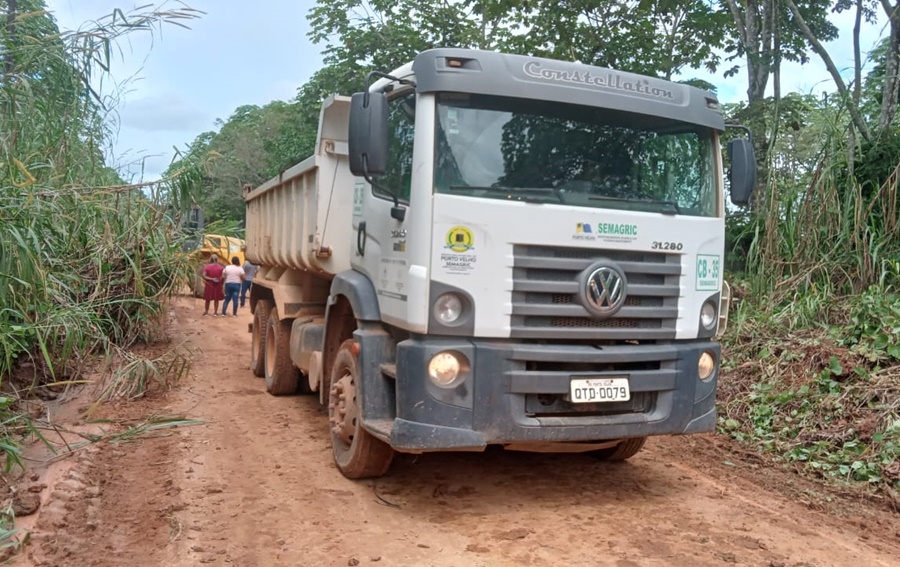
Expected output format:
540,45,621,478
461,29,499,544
747,60,769,102
772,6,781,107
849,0,863,177
726,0,771,103
878,2,900,131
725,0,774,202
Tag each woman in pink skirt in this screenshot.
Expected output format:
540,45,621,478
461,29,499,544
202,254,225,316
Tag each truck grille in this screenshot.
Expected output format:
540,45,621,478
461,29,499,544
511,245,680,340
525,392,655,418
505,343,677,421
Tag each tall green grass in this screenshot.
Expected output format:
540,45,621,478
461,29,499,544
0,4,204,474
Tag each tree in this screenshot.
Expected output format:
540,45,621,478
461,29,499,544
784,0,873,141
166,99,316,224
722,0,838,191
871,0,900,129
508,0,729,80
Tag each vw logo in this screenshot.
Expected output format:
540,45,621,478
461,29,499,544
579,263,627,317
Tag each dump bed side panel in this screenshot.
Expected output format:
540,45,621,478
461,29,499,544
243,95,353,277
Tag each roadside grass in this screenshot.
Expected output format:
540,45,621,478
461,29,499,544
93,343,195,406
0,4,205,554
0,504,24,563
719,284,900,508
718,99,900,508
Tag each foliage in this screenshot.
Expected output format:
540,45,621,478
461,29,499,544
719,47,900,499
722,0,839,96
0,2,203,485
509,0,730,80
723,46,900,294
169,100,312,223
719,288,900,502
0,503,23,557
843,286,900,363
94,345,194,404
77,413,204,444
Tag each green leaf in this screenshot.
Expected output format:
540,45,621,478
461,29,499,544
828,356,843,376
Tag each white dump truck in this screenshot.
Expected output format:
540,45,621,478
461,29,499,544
243,48,756,479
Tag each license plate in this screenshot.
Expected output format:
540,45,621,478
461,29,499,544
569,377,631,404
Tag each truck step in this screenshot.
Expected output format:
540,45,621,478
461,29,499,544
380,363,397,379
363,419,394,443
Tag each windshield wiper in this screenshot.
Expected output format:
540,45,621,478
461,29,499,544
587,194,681,215
448,185,562,203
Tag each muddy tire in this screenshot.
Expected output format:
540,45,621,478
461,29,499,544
250,299,272,377
592,437,647,461
327,339,394,479
264,308,299,395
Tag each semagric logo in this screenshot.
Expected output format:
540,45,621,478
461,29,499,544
574,222,638,236
595,222,638,236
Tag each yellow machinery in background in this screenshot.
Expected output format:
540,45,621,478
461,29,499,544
191,234,246,297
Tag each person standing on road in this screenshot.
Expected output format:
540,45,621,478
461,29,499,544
221,256,245,317
202,255,225,316
240,259,257,308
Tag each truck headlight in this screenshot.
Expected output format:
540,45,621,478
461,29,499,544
698,350,716,381
434,293,463,325
700,300,717,330
428,351,466,388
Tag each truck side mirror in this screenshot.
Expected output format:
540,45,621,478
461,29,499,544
727,137,756,207
349,92,389,178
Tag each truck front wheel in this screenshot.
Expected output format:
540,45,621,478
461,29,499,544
592,437,647,461
264,308,300,395
327,339,394,479
250,299,272,377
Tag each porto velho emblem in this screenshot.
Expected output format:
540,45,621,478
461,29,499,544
445,226,474,253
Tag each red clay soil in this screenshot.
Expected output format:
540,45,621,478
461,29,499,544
8,296,900,567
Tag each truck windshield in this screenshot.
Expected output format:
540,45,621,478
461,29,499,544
434,93,718,217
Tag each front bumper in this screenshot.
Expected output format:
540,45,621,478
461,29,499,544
374,337,719,452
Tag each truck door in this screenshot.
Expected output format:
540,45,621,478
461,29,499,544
350,88,416,328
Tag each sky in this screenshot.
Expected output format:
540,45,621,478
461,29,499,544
46,0,324,182
45,1,888,182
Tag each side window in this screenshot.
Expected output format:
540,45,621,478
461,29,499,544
378,90,416,202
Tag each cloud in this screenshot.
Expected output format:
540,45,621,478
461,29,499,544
119,95,213,132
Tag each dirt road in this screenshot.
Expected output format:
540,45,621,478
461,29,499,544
11,296,900,567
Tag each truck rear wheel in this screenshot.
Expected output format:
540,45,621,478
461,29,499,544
250,299,272,377
264,308,300,395
327,339,394,479
592,437,647,461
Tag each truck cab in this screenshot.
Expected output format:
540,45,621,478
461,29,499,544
244,48,756,479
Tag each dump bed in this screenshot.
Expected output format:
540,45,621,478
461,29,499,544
243,95,354,278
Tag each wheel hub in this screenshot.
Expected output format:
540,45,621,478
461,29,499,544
328,371,358,446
